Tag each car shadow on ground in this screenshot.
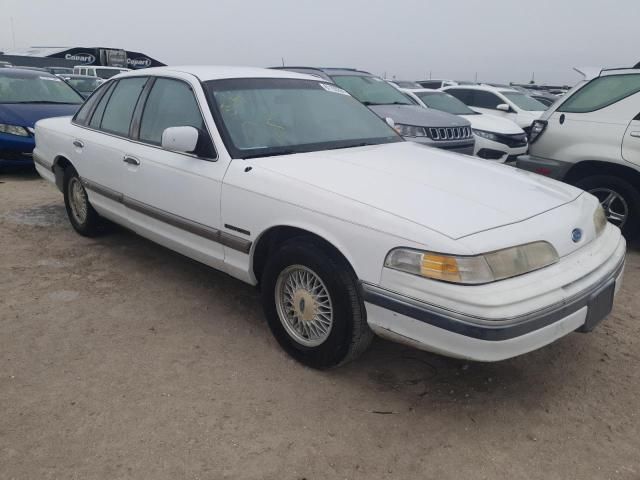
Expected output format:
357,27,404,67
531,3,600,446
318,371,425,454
89,218,608,415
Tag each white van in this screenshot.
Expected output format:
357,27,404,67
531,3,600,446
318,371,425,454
73,65,130,80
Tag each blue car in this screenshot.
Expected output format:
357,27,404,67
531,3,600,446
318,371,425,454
0,68,84,169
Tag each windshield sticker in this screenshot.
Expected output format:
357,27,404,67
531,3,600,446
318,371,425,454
40,76,62,82
320,83,350,96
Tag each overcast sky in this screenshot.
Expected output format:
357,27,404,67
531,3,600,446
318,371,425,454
1,0,637,85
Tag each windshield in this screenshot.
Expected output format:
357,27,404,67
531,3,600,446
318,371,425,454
205,78,401,159
66,77,101,92
0,71,84,104
502,92,546,111
331,75,413,106
415,91,476,115
96,68,127,79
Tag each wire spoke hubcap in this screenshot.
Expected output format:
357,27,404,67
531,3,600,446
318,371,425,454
589,188,628,228
275,265,333,347
68,177,88,224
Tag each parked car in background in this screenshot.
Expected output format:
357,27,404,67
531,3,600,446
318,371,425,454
405,88,527,162
45,67,74,76
33,66,625,368
417,79,476,89
59,74,103,98
388,80,422,89
486,83,557,108
0,68,83,169
274,67,474,154
517,67,640,238
73,65,130,79
443,84,546,134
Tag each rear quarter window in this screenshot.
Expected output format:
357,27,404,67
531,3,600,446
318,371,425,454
558,74,640,113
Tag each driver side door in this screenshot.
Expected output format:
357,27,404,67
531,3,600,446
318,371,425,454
119,75,229,269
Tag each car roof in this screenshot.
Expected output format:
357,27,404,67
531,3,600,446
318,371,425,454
120,65,329,82
403,88,446,94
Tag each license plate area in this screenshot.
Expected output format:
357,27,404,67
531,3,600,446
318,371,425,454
578,280,616,332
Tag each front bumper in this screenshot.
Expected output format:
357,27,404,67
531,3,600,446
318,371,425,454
0,133,35,167
516,154,573,180
362,235,625,361
474,136,528,163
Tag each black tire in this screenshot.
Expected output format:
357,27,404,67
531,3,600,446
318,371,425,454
574,175,640,239
261,238,373,369
63,166,102,237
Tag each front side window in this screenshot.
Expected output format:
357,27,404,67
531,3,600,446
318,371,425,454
205,78,401,159
139,78,206,145
0,71,84,104
99,77,147,136
502,92,546,111
558,74,640,113
471,91,503,109
446,88,473,105
415,91,476,115
331,75,413,106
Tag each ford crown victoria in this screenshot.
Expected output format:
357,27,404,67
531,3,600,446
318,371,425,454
33,66,625,368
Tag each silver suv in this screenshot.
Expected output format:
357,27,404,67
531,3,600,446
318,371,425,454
273,67,475,155
517,67,640,237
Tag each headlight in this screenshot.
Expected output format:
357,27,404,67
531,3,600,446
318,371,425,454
528,120,547,143
473,129,498,141
594,204,607,236
384,241,559,285
394,124,427,137
0,123,30,137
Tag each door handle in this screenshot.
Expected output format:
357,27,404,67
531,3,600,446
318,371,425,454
73,140,84,148
123,155,140,166
631,131,640,138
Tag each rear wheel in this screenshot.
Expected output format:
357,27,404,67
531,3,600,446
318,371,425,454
574,175,640,239
63,167,102,236
261,238,373,369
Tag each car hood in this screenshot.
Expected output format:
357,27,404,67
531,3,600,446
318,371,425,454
248,141,581,240
462,113,524,134
0,103,80,128
368,104,470,128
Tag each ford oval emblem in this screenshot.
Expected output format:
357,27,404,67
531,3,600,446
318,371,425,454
571,228,583,243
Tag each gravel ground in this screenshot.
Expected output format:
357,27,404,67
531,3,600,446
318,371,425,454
1,169,640,480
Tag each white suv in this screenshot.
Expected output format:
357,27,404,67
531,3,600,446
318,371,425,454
443,84,547,133
517,68,640,237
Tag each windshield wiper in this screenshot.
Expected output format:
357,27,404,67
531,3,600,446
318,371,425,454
5,101,79,104
362,101,410,106
242,149,297,159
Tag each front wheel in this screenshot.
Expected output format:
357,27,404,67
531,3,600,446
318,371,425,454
63,167,102,236
261,239,373,369
574,175,640,239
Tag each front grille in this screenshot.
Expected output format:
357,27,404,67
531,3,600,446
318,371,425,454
0,150,33,162
493,132,528,148
428,126,472,141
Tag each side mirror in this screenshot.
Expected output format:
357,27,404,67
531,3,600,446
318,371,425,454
496,103,510,112
385,117,395,128
161,126,199,154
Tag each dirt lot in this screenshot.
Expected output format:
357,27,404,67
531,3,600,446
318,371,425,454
1,169,640,480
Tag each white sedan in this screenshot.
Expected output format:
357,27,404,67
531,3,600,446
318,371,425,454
33,66,625,369
404,88,528,163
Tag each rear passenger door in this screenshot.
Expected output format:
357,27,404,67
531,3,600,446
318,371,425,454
119,75,227,268
70,77,148,225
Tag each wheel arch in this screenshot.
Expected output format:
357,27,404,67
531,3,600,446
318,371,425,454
52,155,74,192
251,224,359,285
565,160,640,190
